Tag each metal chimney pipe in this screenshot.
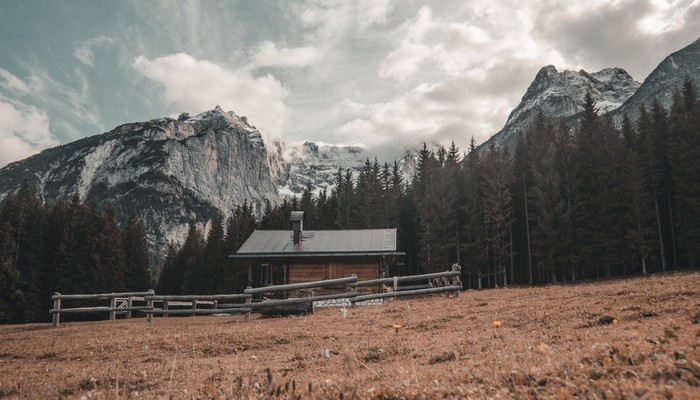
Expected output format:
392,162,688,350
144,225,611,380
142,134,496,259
290,211,304,245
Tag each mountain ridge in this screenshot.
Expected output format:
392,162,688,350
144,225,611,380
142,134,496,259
0,106,279,250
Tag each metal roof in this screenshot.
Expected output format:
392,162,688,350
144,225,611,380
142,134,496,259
233,228,400,257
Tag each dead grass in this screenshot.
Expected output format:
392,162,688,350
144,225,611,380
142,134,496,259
0,272,698,399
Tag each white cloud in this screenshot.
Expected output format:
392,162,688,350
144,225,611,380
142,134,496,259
251,41,320,68
0,69,42,94
333,58,542,159
357,0,392,30
73,35,116,67
133,53,289,139
0,100,58,167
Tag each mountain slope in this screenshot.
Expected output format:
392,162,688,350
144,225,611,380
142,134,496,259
483,66,640,151
611,37,700,124
0,107,278,250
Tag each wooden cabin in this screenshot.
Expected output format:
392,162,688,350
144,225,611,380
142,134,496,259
232,211,403,295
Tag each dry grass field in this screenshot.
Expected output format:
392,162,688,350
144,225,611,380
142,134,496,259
1,272,698,399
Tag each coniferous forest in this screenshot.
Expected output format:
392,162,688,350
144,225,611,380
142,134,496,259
1,80,699,324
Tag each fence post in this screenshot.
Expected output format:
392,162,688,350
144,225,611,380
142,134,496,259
192,299,197,317
110,296,117,320
127,297,133,319
146,289,154,322
163,299,169,317
52,293,61,327
245,287,252,322
451,263,462,298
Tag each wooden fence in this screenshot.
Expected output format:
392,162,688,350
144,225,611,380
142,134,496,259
350,268,461,303
49,266,462,326
50,290,154,327
143,294,252,320
244,275,358,316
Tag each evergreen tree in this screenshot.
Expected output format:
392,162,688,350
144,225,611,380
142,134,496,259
573,95,632,278
668,79,700,266
96,203,126,293
461,139,487,288
525,112,564,282
299,183,317,229
123,213,152,291
480,142,514,286
181,221,206,294
0,221,23,323
202,212,225,294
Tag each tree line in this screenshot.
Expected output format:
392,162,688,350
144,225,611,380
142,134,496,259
259,79,700,288
0,188,151,324
1,79,698,323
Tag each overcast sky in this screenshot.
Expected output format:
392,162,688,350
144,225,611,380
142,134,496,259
0,0,698,167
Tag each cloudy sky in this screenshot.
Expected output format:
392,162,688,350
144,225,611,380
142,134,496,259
0,0,698,167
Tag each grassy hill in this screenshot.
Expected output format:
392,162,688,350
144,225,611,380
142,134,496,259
1,272,698,399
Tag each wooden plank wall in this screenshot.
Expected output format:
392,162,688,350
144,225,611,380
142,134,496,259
288,256,380,293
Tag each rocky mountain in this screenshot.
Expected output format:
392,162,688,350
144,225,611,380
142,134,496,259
276,142,367,197
483,37,700,153
276,142,420,198
611,37,700,125
483,66,640,151
0,106,279,251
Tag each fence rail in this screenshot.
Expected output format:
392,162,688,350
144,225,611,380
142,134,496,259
50,290,154,327
49,265,462,326
243,276,357,295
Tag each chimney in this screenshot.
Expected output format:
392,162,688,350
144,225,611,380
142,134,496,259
290,211,304,245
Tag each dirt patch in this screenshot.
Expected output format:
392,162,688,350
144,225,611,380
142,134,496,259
0,272,699,399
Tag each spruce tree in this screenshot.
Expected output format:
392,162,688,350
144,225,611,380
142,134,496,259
668,79,700,266
123,213,152,291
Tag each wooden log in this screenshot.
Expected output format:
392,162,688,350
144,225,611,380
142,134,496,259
244,275,357,295
52,291,153,300
52,292,61,327
148,308,252,316
110,297,117,320
350,285,461,303
146,289,154,322
144,294,251,301
49,306,153,314
217,303,251,309
244,289,252,322
351,271,460,288
251,292,357,308
396,284,430,291
127,298,133,319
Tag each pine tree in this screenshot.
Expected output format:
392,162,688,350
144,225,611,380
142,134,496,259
525,112,563,282
480,143,514,287
461,140,486,288
0,221,23,323
638,105,667,272
181,221,206,294
123,213,152,291
96,203,126,293
668,79,700,266
202,212,225,294
573,95,633,279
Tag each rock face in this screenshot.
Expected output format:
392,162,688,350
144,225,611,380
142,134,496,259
276,142,368,197
0,106,279,251
611,37,700,125
483,66,640,151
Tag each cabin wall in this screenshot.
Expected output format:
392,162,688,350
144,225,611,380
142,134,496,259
288,256,381,293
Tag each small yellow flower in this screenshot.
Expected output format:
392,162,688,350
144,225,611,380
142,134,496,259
612,319,619,325
493,321,502,328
